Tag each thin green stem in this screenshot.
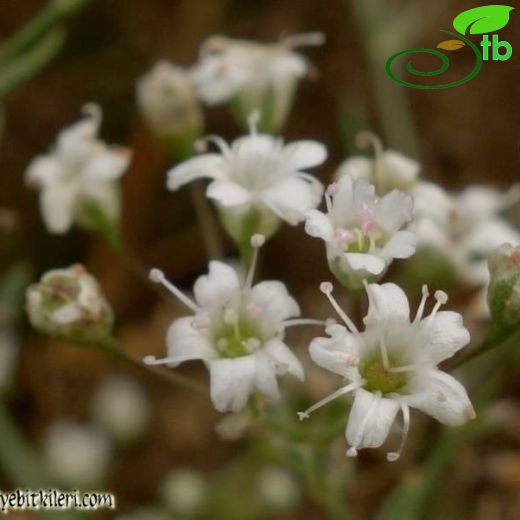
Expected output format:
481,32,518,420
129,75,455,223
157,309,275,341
95,337,207,394
0,28,65,97
0,0,89,65
445,328,520,371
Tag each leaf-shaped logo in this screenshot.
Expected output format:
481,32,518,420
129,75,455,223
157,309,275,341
437,39,466,51
453,5,514,35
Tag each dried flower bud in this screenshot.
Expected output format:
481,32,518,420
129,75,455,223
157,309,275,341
137,61,203,157
488,243,520,330
26,264,114,343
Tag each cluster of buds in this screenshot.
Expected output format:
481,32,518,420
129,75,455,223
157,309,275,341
26,264,114,344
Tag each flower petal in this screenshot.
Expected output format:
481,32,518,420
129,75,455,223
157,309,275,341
40,182,78,234
254,353,280,400
417,311,470,365
404,369,475,426
309,331,361,379
83,148,131,181
344,253,387,275
346,389,399,449
209,356,257,412
281,141,327,171
264,338,304,381
305,209,334,241
375,189,414,232
206,180,252,207
249,281,300,333
335,156,372,182
193,261,241,313
263,176,323,224
364,282,410,324
166,316,214,365
166,154,226,190
26,156,63,188
382,150,420,188
381,230,417,260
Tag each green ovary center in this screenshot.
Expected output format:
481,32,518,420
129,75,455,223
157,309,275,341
212,315,263,358
361,359,408,394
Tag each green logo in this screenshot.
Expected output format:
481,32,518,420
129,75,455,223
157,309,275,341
386,5,514,89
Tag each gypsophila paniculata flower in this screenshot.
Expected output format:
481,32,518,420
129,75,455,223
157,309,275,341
144,235,324,413
167,113,326,250
299,281,475,460
191,32,324,132
25,104,131,235
305,175,416,289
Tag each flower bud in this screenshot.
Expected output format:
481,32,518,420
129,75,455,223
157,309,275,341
488,243,520,330
137,61,203,158
26,264,114,343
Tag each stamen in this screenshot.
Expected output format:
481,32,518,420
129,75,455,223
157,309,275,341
248,110,261,135
194,135,231,157
387,401,410,462
149,269,200,313
426,290,448,325
244,338,261,353
356,131,384,191
297,380,365,421
378,331,390,370
320,282,359,334
143,354,201,366
282,32,325,49
82,102,102,129
413,285,430,324
335,228,355,244
282,318,327,328
244,234,265,291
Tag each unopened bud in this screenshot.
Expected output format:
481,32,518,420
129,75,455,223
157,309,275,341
25,264,114,343
488,243,520,330
137,61,203,157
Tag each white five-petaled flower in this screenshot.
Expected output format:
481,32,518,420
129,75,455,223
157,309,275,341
299,281,475,460
190,33,324,131
305,175,416,288
145,236,317,413
167,115,326,242
25,104,131,234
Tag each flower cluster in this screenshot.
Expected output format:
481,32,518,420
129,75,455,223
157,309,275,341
25,31,520,465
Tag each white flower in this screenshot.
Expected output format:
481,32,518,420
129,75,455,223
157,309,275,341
305,176,416,288
167,115,325,242
191,33,324,131
44,421,111,488
336,147,420,193
144,236,316,413
299,281,475,460
92,375,150,443
137,61,203,142
26,104,131,234
412,184,520,287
